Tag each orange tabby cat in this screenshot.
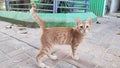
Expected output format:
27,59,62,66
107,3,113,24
30,3,91,68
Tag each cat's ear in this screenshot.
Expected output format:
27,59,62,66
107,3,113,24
76,18,81,25
86,17,92,24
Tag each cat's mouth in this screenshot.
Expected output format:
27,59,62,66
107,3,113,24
80,30,88,35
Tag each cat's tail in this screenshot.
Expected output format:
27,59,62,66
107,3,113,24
30,3,45,29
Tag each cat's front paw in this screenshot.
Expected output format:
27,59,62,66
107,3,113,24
72,55,79,60
50,55,58,60
38,62,50,68
38,62,46,68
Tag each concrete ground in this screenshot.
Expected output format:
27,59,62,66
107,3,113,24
109,13,120,18
0,17,120,68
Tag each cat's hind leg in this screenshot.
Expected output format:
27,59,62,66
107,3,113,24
36,46,51,68
48,46,58,60
45,46,58,60
36,49,47,68
36,42,57,67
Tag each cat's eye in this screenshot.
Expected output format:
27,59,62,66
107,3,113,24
80,26,83,28
86,26,89,28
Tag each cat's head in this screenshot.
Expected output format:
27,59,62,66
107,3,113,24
76,17,91,34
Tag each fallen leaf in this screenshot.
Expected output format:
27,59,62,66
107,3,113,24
114,54,120,58
116,32,120,35
21,31,28,34
19,27,26,30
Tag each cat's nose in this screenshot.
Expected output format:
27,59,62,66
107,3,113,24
83,30,86,33
80,30,86,34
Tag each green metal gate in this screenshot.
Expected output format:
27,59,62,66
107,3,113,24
72,0,105,16
88,0,105,16
30,0,105,16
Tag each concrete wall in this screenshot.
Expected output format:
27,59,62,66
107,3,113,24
110,0,119,13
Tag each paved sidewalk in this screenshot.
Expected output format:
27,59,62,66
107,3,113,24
0,17,120,68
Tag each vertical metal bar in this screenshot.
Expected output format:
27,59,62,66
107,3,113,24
85,0,88,12
53,0,56,13
53,0,57,13
55,0,58,13
5,0,10,11
70,0,74,13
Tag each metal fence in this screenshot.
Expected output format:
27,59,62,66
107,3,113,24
6,0,88,13
6,0,30,11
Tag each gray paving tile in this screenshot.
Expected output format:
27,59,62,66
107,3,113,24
0,53,30,68
55,61,76,68
25,48,38,58
0,51,9,63
18,58,39,68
